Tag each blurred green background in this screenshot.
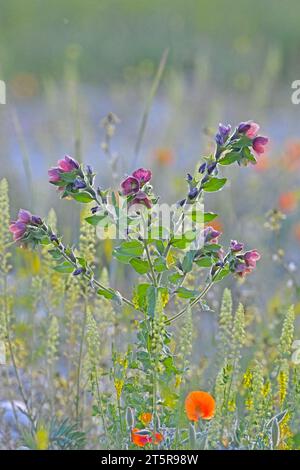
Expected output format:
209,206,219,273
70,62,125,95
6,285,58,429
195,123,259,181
1,0,300,86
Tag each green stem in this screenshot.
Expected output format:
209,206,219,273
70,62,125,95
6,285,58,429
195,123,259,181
144,240,157,287
165,268,222,324
75,301,88,424
43,225,136,310
3,278,35,426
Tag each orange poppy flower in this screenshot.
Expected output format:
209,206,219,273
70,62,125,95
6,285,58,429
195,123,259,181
131,428,152,447
154,148,174,166
185,391,215,421
139,412,152,426
131,428,163,447
278,192,297,213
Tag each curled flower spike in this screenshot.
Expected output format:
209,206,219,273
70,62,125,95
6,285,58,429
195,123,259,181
185,391,215,421
252,136,269,155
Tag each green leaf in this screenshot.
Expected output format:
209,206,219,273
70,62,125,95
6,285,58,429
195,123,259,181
60,170,78,183
218,152,240,165
48,249,62,260
147,286,157,318
170,231,196,249
97,288,122,304
53,261,74,273
132,283,151,311
271,418,280,449
213,265,230,282
76,257,87,268
203,243,221,252
168,272,184,284
85,214,108,226
182,251,195,273
129,258,150,274
195,256,213,267
118,240,144,256
202,177,227,192
72,192,94,203
153,257,168,272
176,287,199,299
113,240,144,263
204,212,218,223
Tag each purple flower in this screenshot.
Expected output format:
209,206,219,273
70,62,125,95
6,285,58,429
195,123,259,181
9,209,42,242
18,209,32,224
215,123,231,145
48,155,80,187
58,155,79,172
234,249,261,277
91,206,100,214
234,263,250,277
238,121,260,138
48,168,61,184
86,165,93,175
73,178,86,190
132,168,152,185
129,191,152,209
244,249,261,268
188,187,198,199
203,226,221,243
252,136,268,155
73,268,84,276
215,133,224,146
9,221,27,241
198,163,206,174
9,209,34,241
31,215,43,225
121,176,140,196
230,240,244,252
186,173,193,182
207,162,217,174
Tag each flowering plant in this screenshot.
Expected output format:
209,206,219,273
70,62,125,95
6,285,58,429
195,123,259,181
9,120,267,448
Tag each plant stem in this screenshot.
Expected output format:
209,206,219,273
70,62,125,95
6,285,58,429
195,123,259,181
165,268,222,324
144,240,157,287
75,301,88,424
3,278,35,426
43,225,136,310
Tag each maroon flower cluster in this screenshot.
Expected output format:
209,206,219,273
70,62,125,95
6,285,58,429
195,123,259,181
9,209,42,242
229,240,261,277
237,121,268,155
121,168,152,209
48,155,83,191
